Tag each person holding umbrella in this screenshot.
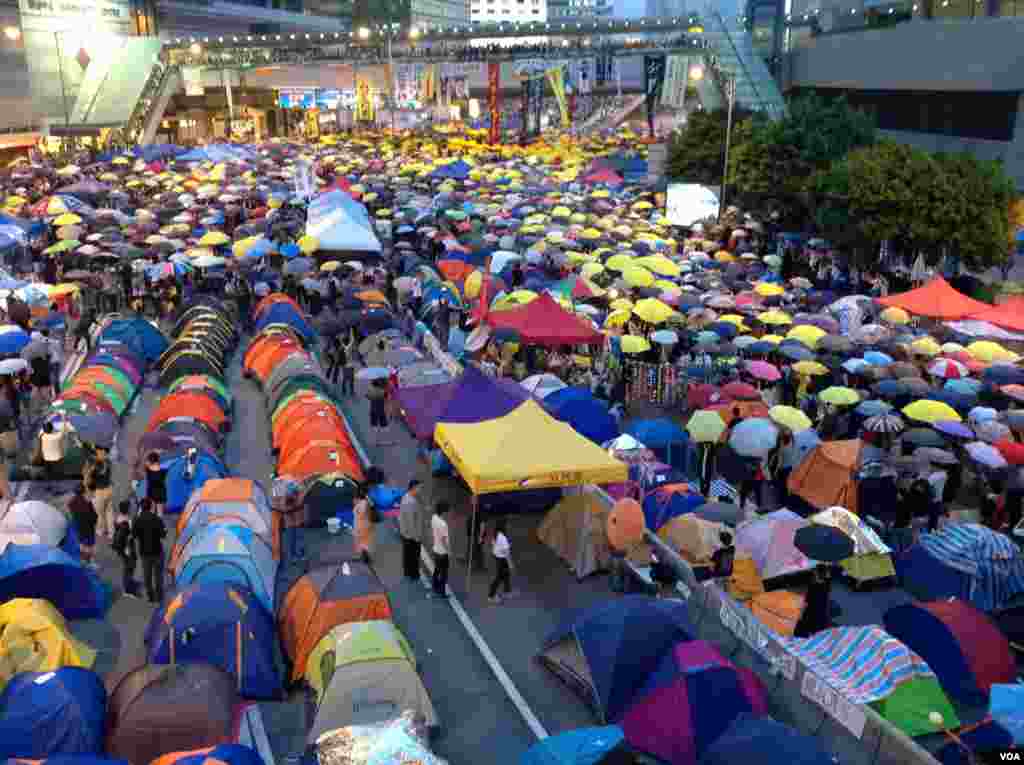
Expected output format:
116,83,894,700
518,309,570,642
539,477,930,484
792,523,854,637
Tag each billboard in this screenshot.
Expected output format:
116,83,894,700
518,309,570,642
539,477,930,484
666,183,720,227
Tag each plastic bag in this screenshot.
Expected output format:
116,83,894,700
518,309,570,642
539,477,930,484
314,711,447,765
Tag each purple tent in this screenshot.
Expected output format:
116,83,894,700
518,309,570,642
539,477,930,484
620,640,768,765
394,364,530,441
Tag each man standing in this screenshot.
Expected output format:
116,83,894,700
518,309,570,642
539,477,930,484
429,501,450,599
398,480,424,584
84,447,114,540
132,498,167,604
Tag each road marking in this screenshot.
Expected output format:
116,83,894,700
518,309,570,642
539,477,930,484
418,549,549,741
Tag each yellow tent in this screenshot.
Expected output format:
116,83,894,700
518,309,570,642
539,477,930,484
305,620,415,701
0,599,96,690
434,400,627,494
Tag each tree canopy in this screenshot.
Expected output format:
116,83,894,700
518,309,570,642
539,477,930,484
665,107,751,186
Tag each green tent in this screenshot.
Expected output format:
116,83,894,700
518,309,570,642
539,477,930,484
870,676,959,737
305,620,414,699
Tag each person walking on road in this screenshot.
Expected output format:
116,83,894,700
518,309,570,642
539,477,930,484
112,500,140,598
145,452,167,515
68,483,98,569
84,446,113,540
488,519,513,604
429,501,451,599
341,332,357,396
133,497,167,604
398,479,425,584
353,485,376,565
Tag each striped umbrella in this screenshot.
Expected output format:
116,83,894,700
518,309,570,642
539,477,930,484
927,358,969,380
864,413,905,434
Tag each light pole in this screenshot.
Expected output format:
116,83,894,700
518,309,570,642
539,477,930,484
718,73,736,223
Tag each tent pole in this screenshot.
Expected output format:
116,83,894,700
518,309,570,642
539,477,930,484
466,494,478,593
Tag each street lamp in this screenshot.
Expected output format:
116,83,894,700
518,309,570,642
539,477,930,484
357,26,371,39
718,73,736,223
3,26,20,41
409,26,419,39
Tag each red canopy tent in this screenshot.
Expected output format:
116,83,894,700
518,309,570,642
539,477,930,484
877,277,991,320
580,168,623,186
966,296,1024,332
486,293,603,346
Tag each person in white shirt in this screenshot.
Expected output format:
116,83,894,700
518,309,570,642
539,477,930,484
488,519,512,603
429,501,450,599
39,419,70,473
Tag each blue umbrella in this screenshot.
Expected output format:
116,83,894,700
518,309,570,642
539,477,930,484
283,257,314,275
856,399,892,417
280,242,301,260
863,350,894,367
794,524,854,562
984,364,1024,386
842,358,870,374
777,342,814,362
747,340,777,355
0,328,30,355
707,322,738,340
945,378,982,395
934,420,974,439
728,417,779,457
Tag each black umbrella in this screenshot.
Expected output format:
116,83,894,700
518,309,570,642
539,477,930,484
694,501,745,526
794,525,854,563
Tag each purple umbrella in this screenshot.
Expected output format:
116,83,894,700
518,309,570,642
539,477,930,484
934,420,974,439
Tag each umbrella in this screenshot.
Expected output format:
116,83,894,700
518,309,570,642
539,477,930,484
863,414,905,434
933,420,974,439
976,420,1012,444
856,399,892,417
745,360,780,382
356,367,390,381
793,525,854,563
913,447,958,465
819,386,860,407
686,410,727,443
694,501,746,525
768,405,812,432
284,257,315,275
650,329,678,345
0,328,30,355
620,336,651,354
903,400,961,424
0,358,27,375
927,358,969,380
728,417,778,457
521,374,566,398
902,428,948,448
965,441,1007,469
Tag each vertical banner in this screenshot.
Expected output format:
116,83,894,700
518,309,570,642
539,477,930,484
661,55,688,109
545,67,569,129
643,54,667,138
487,62,501,145
520,75,531,144
355,76,374,122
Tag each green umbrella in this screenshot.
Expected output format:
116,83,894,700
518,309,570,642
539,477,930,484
686,410,728,443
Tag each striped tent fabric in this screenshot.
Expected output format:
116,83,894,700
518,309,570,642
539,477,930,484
782,625,935,704
918,523,1024,612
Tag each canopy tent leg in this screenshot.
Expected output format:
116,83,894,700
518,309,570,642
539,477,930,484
466,494,478,593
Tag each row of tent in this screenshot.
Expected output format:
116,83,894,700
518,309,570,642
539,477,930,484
242,295,440,741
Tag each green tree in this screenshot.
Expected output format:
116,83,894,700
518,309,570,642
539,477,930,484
665,107,751,186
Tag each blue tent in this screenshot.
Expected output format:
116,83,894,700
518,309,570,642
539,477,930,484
254,303,315,343
698,715,837,765
538,596,694,722
544,387,620,446
0,667,106,758
164,450,230,515
97,318,169,364
521,726,630,765
173,524,277,612
0,544,108,619
145,583,282,700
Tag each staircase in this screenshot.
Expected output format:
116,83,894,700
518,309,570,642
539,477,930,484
134,66,181,145
701,6,787,119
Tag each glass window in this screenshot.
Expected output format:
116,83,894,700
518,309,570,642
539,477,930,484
999,0,1023,13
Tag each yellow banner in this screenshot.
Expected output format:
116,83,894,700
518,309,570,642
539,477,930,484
355,77,374,122
546,66,570,128
304,108,320,140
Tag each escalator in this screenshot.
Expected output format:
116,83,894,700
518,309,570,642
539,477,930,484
700,6,786,118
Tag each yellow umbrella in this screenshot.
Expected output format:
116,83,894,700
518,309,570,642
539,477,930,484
714,251,735,263
792,360,829,377
967,340,1020,364
686,410,727,443
47,283,80,298
620,335,651,354
633,298,675,325
232,236,262,257
622,267,655,288
605,254,635,272
818,386,860,406
769,405,813,432
198,231,230,247
880,307,911,325
903,400,962,424
941,342,966,355
910,337,941,357
298,235,320,254
753,282,785,297
718,314,748,330
581,262,605,278
320,261,341,272
760,334,784,345
52,213,82,226
605,309,632,328
757,310,793,326
786,325,827,349
636,256,681,277
609,298,634,311
4,195,25,207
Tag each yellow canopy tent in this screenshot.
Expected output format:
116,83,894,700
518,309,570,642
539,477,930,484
434,400,627,495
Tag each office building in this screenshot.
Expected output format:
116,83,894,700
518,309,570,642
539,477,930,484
469,0,546,25
548,0,612,19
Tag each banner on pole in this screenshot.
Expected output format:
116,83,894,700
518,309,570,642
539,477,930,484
488,61,501,145
355,76,374,122
643,54,667,136
546,66,569,128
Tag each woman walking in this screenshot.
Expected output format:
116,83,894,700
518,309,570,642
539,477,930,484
488,519,513,604
353,485,375,565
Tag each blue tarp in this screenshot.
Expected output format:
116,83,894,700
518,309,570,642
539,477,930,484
0,544,109,619
96,318,169,364
0,667,106,758
521,726,627,765
542,596,694,721
145,583,282,700
177,144,258,163
544,387,620,446
306,191,381,253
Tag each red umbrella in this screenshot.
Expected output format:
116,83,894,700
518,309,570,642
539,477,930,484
721,381,762,401
996,439,1024,466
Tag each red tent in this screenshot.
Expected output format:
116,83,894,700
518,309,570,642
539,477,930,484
877,277,991,320
486,292,603,346
966,296,1024,332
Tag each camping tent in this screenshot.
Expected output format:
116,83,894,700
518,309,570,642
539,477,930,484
884,599,1016,705
897,523,1024,612
306,190,382,254
149,744,264,765
809,506,895,584
485,293,604,346
174,478,277,563
304,620,414,699
781,625,956,737
172,524,277,613
0,667,106,758
0,544,109,618
106,663,239,765
307,656,438,742
735,510,814,582
96,318,169,363
538,597,694,722
0,599,96,691
145,583,282,700
538,492,634,580
877,277,991,321
164,450,231,515
434,400,627,495
787,440,864,515
0,500,69,552
700,716,838,765
278,561,392,682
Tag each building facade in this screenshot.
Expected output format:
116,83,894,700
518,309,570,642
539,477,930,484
469,0,546,25
547,0,612,19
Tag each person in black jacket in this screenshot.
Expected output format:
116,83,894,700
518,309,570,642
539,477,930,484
132,497,166,604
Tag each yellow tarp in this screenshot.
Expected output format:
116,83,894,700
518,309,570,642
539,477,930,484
0,598,96,691
434,400,628,494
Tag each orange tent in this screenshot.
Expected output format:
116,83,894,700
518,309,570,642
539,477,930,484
278,562,392,681
250,342,308,383
877,277,991,321
278,420,348,459
243,332,303,373
272,391,335,425
278,440,363,482
254,292,302,317
966,296,1024,332
787,439,864,515
149,391,228,433
274,409,346,450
